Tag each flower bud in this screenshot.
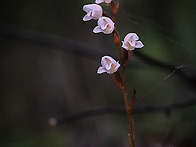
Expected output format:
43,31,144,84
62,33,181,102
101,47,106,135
93,17,115,34
97,56,120,74
122,33,144,51
83,4,103,21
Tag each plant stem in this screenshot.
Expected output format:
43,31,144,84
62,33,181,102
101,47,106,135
113,24,135,147
127,113,135,147
110,2,136,147
122,86,135,147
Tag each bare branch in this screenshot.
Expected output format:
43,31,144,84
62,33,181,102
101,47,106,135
0,23,107,60
49,97,196,126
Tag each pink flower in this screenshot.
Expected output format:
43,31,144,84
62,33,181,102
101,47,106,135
93,17,115,34
97,56,120,74
95,0,112,4
122,33,144,51
83,4,103,21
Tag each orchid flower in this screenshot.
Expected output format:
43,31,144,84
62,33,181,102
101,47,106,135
122,33,144,51
95,0,112,4
93,17,115,34
97,56,120,74
83,4,103,21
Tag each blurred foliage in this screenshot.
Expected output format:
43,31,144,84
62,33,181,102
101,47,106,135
0,0,196,147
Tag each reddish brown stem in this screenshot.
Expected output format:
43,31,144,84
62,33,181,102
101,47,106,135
122,88,136,147
110,1,136,147
111,70,123,90
113,29,123,64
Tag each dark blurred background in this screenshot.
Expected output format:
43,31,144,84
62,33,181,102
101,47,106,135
0,0,196,147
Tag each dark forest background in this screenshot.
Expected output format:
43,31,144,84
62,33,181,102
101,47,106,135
0,0,196,147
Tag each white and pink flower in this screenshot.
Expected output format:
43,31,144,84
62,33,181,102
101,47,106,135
122,33,144,51
95,0,112,4
83,4,103,21
97,56,120,74
93,17,115,34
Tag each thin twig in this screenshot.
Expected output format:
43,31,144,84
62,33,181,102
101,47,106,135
49,97,196,126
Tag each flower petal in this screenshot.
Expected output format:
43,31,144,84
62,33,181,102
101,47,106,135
96,0,112,3
95,0,104,4
83,4,101,12
97,67,106,74
131,33,139,40
128,40,136,47
135,41,144,48
124,33,132,42
100,24,107,30
124,33,139,42
103,56,115,64
105,63,112,70
92,10,102,19
105,0,112,3
83,14,92,21
93,26,102,33
104,26,114,34
116,62,121,69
